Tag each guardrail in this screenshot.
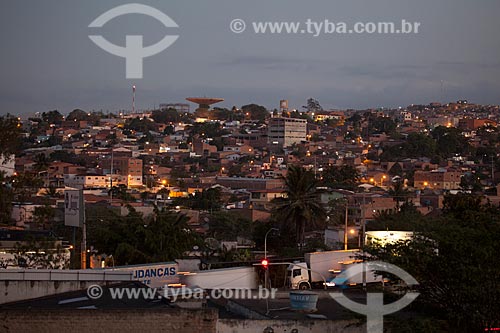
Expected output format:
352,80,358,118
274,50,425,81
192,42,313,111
0,269,132,281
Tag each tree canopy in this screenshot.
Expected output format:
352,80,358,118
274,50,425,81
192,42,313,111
87,206,199,265
272,165,326,248
241,104,269,122
321,165,360,190
365,193,500,331
0,114,22,159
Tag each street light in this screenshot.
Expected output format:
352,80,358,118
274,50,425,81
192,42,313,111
264,227,279,261
344,202,349,250
381,175,387,187
264,227,279,289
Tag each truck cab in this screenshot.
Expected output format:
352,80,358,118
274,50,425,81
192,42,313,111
287,262,311,290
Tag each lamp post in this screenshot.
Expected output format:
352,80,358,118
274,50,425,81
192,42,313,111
344,202,348,250
264,227,279,289
264,227,279,262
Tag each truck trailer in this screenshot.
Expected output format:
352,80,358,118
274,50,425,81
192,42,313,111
287,250,360,289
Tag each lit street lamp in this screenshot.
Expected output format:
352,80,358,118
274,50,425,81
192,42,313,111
381,175,387,187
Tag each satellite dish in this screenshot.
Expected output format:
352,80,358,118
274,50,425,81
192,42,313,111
205,238,220,250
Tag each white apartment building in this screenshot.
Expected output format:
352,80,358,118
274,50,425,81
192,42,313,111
268,117,307,147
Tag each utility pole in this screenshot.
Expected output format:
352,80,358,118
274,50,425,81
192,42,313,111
344,202,348,250
491,156,495,185
314,155,317,179
362,193,366,289
264,227,278,289
132,85,136,114
109,148,114,205
81,205,87,269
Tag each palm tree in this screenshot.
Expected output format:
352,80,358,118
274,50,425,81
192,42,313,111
144,209,200,261
44,185,58,198
34,153,49,173
388,179,409,210
272,165,326,249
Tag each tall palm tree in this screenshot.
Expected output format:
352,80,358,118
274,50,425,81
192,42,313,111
34,153,49,173
388,179,409,210
272,165,326,249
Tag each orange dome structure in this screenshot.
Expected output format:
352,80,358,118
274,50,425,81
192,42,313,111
186,97,224,118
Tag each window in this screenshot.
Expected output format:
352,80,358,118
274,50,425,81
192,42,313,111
293,269,302,277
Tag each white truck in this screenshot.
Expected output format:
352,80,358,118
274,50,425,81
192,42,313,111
109,262,179,288
324,260,386,288
287,250,360,289
179,266,257,289
287,250,384,289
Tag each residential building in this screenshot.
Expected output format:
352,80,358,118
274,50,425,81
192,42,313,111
268,117,307,147
414,169,462,190
159,103,190,113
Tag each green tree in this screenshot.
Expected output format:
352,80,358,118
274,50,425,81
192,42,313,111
33,204,55,230
151,108,181,123
125,117,156,132
212,107,244,122
381,132,437,161
108,184,134,202
388,179,410,209
302,97,323,113
12,239,69,269
41,110,64,125
66,109,89,121
33,153,50,173
0,114,22,159
326,197,349,227
12,172,44,202
144,209,200,261
321,165,360,190
175,187,222,211
367,116,397,136
432,126,472,158
365,194,500,331
43,185,58,198
272,165,326,248
207,212,253,241
459,173,483,193
228,163,244,177
241,104,269,122
189,122,229,138
49,150,79,164
87,206,200,265
0,171,14,224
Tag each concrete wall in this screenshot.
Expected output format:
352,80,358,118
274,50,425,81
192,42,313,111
0,269,132,304
1,280,119,305
0,308,218,333
218,319,365,333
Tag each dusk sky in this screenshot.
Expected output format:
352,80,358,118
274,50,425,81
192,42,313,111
1,0,500,115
